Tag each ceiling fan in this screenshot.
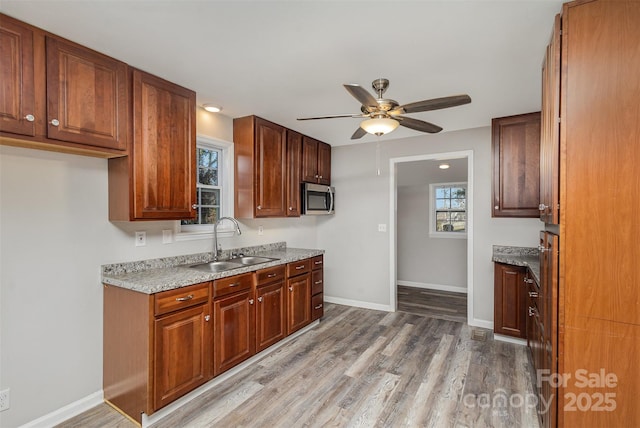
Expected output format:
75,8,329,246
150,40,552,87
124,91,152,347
297,78,471,140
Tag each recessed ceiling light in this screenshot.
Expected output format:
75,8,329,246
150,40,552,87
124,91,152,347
203,104,222,113
439,163,450,169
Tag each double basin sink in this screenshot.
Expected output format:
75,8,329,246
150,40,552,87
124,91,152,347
189,256,279,273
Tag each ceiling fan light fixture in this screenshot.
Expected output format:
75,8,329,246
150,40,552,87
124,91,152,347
439,163,450,169
360,117,399,136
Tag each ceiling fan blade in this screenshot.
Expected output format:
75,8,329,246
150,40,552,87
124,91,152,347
344,84,379,109
351,127,367,140
396,116,443,133
392,94,472,114
297,114,364,120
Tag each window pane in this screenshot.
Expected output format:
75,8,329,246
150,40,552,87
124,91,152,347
451,187,465,198
198,148,218,168
200,189,219,206
451,198,465,209
436,199,450,209
436,187,450,198
199,167,218,186
200,207,219,224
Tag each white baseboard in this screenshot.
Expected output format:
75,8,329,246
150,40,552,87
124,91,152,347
397,280,467,294
468,318,493,330
323,296,393,312
20,390,103,428
494,334,527,346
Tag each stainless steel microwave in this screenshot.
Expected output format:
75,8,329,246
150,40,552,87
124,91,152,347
302,183,335,215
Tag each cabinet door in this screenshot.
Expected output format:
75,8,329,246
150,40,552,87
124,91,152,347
317,141,331,185
286,130,302,217
301,136,319,183
0,16,36,137
287,273,311,335
494,263,527,338
213,290,255,375
254,117,286,217
256,280,286,352
45,36,127,150
153,304,210,411
540,15,560,225
132,69,196,220
492,112,541,217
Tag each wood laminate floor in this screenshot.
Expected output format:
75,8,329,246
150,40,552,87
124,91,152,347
57,304,539,428
397,285,468,323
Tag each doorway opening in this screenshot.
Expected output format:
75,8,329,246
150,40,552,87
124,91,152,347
389,150,474,323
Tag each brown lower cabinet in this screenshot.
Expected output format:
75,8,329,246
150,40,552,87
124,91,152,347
493,263,528,338
104,256,323,424
311,255,324,321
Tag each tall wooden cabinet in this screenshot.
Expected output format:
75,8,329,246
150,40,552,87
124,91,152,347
286,130,303,217
539,2,640,426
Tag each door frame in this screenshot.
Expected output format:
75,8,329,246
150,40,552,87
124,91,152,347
389,150,474,323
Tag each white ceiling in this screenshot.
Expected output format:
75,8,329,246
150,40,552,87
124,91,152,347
1,0,563,146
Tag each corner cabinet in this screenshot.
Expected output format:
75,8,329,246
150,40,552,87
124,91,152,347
491,112,541,218
0,14,128,156
108,69,196,221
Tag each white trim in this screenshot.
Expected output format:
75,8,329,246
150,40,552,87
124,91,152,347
323,296,393,312
19,391,103,428
389,150,474,323
468,318,493,330
142,320,319,427
494,334,527,346
397,280,467,294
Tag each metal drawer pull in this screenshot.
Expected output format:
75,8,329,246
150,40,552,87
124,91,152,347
267,273,277,278
314,304,323,310
528,307,536,317
314,261,322,265
315,280,323,285
295,265,305,270
529,291,539,298
229,282,240,287
176,294,194,302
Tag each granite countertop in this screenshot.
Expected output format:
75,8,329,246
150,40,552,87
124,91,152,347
492,245,540,284
102,242,324,294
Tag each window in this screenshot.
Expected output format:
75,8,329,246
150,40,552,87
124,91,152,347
177,136,233,238
430,182,467,238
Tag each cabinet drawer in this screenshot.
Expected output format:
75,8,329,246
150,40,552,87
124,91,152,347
312,293,324,321
154,282,210,316
311,255,323,270
214,273,253,298
255,265,286,287
311,269,324,296
286,259,311,277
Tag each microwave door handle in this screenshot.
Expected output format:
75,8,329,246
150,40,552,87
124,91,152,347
328,186,334,214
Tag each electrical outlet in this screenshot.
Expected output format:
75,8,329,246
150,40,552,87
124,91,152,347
162,229,173,244
135,231,146,247
0,388,10,412
258,225,264,236
378,224,387,232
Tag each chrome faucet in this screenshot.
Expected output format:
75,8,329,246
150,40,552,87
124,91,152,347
213,216,242,261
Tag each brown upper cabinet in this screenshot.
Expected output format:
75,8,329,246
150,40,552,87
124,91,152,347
108,69,196,221
0,14,128,156
491,112,541,217
286,130,303,217
234,116,288,218
302,136,331,185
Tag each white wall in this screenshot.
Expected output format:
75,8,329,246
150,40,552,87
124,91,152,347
0,110,318,427
316,126,541,324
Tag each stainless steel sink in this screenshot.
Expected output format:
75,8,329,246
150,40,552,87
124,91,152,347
231,256,279,266
189,261,242,273
188,256,279,273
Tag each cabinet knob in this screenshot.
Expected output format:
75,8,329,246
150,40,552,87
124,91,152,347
24,114,35,122
494,205,499,210
319,176,323,179
50,119,60,126
538,245,548,253
289,286,293,291
192,204,197,209
257,205,262,210
538,203,548,211
258,297,263,303
249,298,254,305
289,207,293,211
205,315,210,322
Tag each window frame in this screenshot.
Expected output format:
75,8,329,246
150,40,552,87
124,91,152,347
175,135,234,241
429,181,468,239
